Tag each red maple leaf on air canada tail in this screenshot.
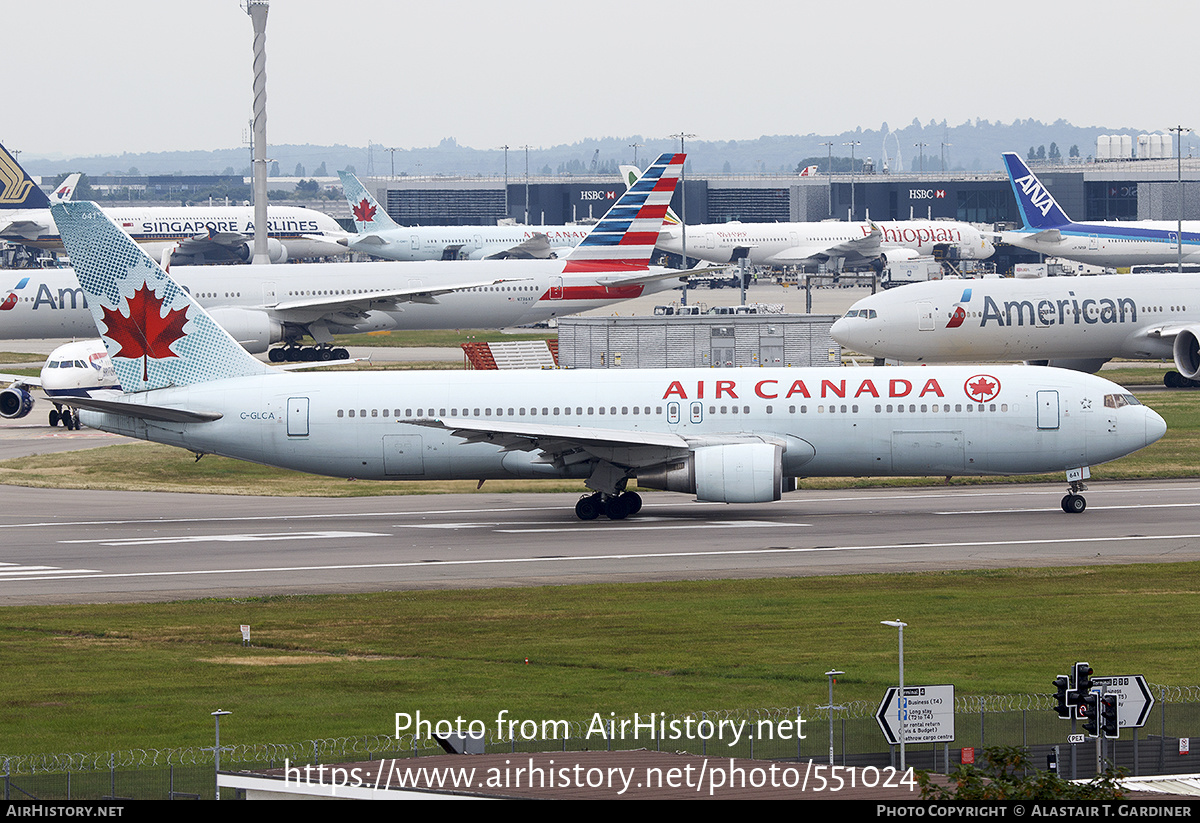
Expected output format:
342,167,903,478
100,282,189,381
353,197,376,223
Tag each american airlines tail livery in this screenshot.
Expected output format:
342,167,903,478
1000,152,1200,266
49,200,1164,517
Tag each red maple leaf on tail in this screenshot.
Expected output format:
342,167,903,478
352,198,376,223
100,282,189,381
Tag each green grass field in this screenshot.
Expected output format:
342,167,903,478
2,564,1197,754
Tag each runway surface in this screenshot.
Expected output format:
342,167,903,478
2,480,1198,604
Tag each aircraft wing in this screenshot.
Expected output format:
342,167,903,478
56,395,223,423
772,223,884,265
0,372,41,389
410,417,788,472
1002,228,1062,244
484,233,557,260
595,266,713,287
266,278,531,322
0,219,52,241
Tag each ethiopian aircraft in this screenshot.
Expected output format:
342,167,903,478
47,199,1165,517
0,154,692,362
0,144,348,264
616,165,993,268
338,171,588,260
998,152,1200,267
830,273,1200,386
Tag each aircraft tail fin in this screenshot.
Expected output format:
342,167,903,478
0,145,51,210
339,171,401,233
50,202,273,393
1002,152,1071,230
564,153,684,273
620,163,681,225
49,173,82,204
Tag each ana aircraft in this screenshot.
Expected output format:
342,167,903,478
0,339,116,429
616,165,993,268
830,273,1200,385
0,144,347,264
338,172,588,260
48,199,1165,517
0,155,692,361
998,152,1200,266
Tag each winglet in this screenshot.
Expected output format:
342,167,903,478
1002,152,1071,230
339,171,401,233
564,153,684,273
0,145,51,210
50,202,273,393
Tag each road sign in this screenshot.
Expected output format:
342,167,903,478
877,685,955,745
1068,734,1087,744
1091,675,1154,728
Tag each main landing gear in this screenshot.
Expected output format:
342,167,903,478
48,406,81,430
1164,371,1200,388
575,491,643,521
268,345,350,363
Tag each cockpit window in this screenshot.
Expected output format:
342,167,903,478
1104,393,1142,408
842,309,877,319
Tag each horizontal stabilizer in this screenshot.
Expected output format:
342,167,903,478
59,395,222,423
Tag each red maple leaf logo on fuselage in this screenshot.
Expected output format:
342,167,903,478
100,282,189,381
965,374,1001,403
353,198,377,223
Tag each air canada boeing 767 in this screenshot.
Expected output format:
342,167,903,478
49,199,1164,517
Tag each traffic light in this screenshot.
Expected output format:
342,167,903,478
1074,662,1093,696
1053,675,1072,719
1101,694,1119,739
1079,692,1099,737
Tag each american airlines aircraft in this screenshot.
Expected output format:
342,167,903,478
830,273,1200,386
998,152,1200,266
0,144,348,264
338,172,588,261
617,165,994,268
0,154,691,361
48,200,1165,517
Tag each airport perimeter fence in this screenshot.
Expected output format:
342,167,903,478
5,686,1200,800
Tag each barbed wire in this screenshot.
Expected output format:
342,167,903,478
0,685,1187,775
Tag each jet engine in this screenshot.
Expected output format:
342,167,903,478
879,248,921,266
637,443,786,503
233,238,289,264
1173,328,1200,379
0,386,34,419
206,307,285,354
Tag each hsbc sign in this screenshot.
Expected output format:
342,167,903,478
909,189,947,200
578,189,619,202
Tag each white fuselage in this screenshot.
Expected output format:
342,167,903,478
1001,221,1200,268
80,366,1163,483
347,225,590,261
38,339,117,399
658,220,993,266
830,273,1197,364
0,260,679,341
0,205,348,260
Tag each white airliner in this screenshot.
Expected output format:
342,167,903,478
617,165,994,268
338,172,588,260
0,339,116,429
830,273,1200,386
0,155,692,361
998,152,1200,266
0,144,348,264
47,199,1165,517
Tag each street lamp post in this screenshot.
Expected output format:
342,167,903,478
881,620,907,771
500,144,509,220
669,132,696,305
820,669,845,765
914,142,928,174
212,709,232,801
820,141,833,216
522,144,531,225
1170,126,1191,272
843,141,860,220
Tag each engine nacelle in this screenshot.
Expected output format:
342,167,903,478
206,307,284,354
880,247,921,266
234,238,288,264
637,443,784,503
1173,327,1200,379
0,386,34,419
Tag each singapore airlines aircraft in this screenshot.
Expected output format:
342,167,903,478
830,274,1200,386
617,165,994,268
338,172,588,260
0,154,692,361
0,144,347,264
0,339,116,429
48,200,1164,517
998,152,1200,266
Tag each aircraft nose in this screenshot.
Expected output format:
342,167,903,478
1144,406,1167,447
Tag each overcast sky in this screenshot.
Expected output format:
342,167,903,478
6,0,1192,159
